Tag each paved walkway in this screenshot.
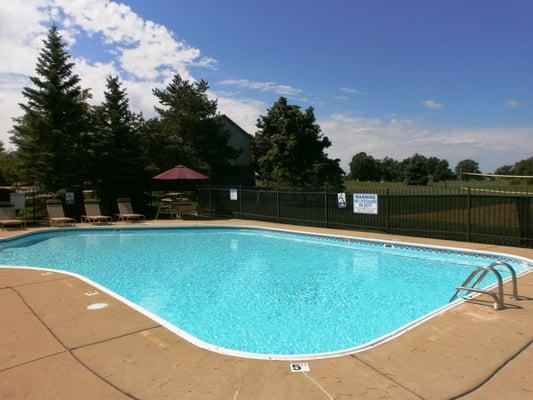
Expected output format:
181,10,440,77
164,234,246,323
1,220,532,399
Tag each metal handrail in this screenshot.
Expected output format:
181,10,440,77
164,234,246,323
488,261,519,300
449,267,484,303
450,264,506,310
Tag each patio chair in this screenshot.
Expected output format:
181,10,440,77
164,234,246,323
176,199,197,219
81,199,113,224
0,204,26,230
46,200,76,226
116,198,145,222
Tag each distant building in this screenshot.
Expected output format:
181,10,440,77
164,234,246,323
219,115,255,184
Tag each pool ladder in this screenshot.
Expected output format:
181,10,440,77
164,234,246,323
449,261,519,310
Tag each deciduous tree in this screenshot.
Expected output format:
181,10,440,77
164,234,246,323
253,97,344,188
377,156,401,181
455,159,481,180
349,152,379,181
432,158,454,181
494,165,514,175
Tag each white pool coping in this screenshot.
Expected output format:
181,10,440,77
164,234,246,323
1,223,532,361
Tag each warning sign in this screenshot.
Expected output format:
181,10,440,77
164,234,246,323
353,193,378,215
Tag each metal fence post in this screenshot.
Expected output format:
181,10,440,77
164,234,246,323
466,187,471,242
276,187,280,223
324,189,328,228
239,184,242,218
525,195,530,244
386,188,390,233
208,184,212,217
32,186,36,225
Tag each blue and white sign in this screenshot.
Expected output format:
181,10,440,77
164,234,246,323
353,193,378,214
229,188,238,201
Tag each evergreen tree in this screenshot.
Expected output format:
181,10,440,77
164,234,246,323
403,153,429,185
253,97,344,189
11,25,91,189
151,74,238,180
91,75,143,213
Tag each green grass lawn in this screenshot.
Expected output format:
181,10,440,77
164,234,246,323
344,179,533,193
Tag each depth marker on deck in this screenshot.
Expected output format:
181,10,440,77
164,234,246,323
290,362,310,372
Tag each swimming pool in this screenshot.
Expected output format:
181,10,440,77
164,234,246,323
0,226,531,359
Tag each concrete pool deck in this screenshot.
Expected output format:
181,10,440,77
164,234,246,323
0,219,532,399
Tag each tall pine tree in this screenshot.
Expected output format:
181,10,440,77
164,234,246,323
150,74,238,180
11,25,91,190
91,76,143,213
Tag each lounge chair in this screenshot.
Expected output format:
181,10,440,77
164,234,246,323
81,199,113,224
116,198,145,222
46,200,76,226
0,204,26,230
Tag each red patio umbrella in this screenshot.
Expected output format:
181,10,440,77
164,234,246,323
153,165,209,181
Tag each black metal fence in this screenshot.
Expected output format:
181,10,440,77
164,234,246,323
4,184,532,248
1,187,199,225
197,185,533,248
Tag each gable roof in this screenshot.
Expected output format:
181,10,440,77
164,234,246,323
219,114,254,140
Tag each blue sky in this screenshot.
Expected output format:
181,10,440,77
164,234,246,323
1,0,532,171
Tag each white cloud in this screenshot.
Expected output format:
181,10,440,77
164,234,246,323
0,1,51,76
219,79,302,96
0,0,262,147
339,87,364,95
0,75,31,146
320,113,533,171
74,58,118,104
213,92,265,134
423,99,444,110
54,0,212,81
505,99,521,109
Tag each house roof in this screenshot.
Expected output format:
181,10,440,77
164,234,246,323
219,114,254,140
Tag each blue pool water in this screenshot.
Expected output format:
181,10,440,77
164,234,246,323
0,227,530,356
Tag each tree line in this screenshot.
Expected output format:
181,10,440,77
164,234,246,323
1,26,531,202
350,152,456,184
348,151,533,184
0,26,343,204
